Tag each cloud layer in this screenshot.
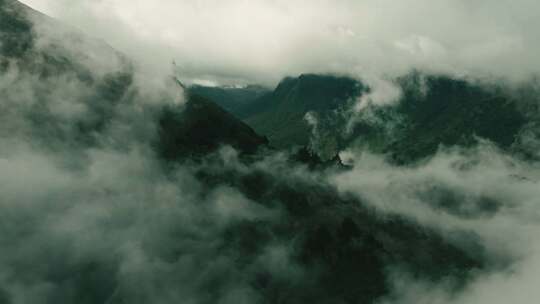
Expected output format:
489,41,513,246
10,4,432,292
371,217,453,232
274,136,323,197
333,143,540,304
20,0,540,85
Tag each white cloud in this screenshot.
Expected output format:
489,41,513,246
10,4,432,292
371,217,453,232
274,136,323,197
19,0,540,85
331,143,540,304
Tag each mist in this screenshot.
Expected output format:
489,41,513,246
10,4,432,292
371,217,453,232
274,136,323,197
332,143,540,304
2,1,540,303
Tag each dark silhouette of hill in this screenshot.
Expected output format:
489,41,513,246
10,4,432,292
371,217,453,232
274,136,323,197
157,93,269,161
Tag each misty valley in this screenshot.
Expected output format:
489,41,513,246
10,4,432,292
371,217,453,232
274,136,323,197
1,0,540,303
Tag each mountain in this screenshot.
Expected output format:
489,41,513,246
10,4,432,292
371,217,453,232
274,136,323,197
0,0,267,160
350,73,530,164
157,92,269,161
233,72,530,164
242,74,362,149
0,0,136,153
188,84,270,117
0,2,512,304
0,0,33,59
191,156,485,303
0,0,130,78
186,74,363,154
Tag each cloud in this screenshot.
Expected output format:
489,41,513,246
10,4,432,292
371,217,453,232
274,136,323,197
4,1,540,303
19,0,540,85
331,142,540,304
353,76,402,111
0,12,293,301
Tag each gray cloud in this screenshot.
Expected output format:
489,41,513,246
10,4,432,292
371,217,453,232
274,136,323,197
19,0,540,86
331,142,540,304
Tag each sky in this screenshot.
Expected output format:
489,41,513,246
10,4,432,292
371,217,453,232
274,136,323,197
19,0,540,86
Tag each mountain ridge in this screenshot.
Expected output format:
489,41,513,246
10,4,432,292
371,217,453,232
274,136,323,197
194,72,532,164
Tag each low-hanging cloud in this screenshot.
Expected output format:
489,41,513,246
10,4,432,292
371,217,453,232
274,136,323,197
331,142,540,304
4,1,540,303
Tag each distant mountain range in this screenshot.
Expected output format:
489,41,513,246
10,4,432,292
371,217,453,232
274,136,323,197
6,0,532,165
192,72,537,164
190,74,361,151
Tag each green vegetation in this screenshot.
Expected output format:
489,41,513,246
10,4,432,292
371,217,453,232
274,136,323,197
244,74,362,148
157,93,269,161
351,74,528,164
188,84,269,117
0,0,34,60
207,72,529,165
193,155,486,303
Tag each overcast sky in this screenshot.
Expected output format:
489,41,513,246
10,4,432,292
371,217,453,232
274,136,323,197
20,0,540,86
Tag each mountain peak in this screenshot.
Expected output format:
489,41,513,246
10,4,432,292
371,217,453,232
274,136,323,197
157,93,269,161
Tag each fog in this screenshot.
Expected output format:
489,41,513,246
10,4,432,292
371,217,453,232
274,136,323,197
2,1,540,303
333,143,540,304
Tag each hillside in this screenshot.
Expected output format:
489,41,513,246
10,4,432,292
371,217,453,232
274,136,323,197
188,84,270,117
244,74,362,148
231,72,530,164
350,74,530,164
157,93,269,161
0,0,34,59
0,0,267,160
